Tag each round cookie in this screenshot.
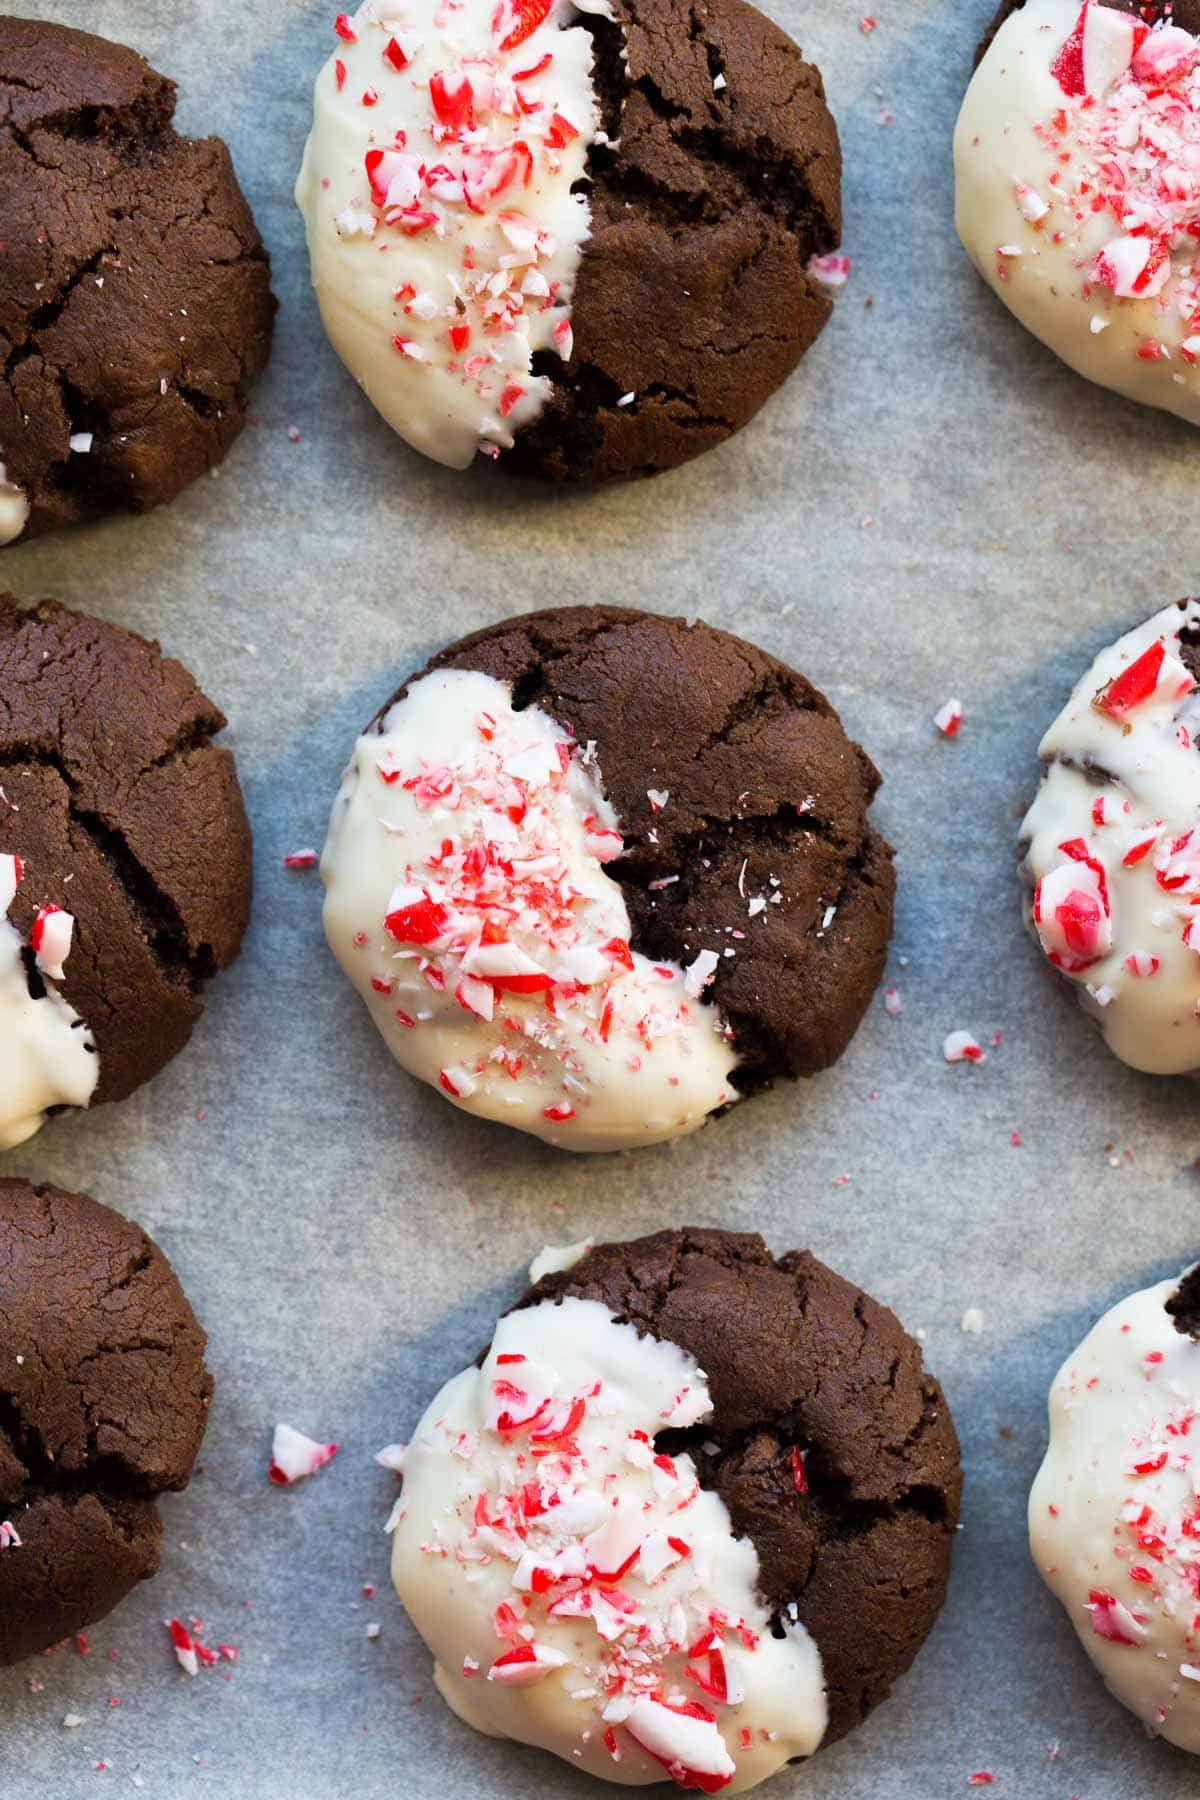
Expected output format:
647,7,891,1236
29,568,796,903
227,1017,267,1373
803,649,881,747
295,0,840,480
388,1229,962,1789
0,16,275,547
1018,598,1200,1075
955,0,1200,427
0,596,252,1150
1030,1262,1200,1753
0,1178,212,1665
321,605,894,1152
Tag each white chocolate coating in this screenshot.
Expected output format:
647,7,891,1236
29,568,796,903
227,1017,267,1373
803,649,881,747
1030,1271,1200,1753
295,0,609,469
1020,598,1200,1074
321,669,739,1151
955,0,1200,425
390,1296,827,1790
0,878,98,1150
0,464,29,547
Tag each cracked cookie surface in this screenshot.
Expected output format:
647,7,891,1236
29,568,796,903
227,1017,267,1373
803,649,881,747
413,605,894,1086
508,0,842,480
0,1178,212,1665
0,15,275,544
518,1228,962,1746
0,594,252,1114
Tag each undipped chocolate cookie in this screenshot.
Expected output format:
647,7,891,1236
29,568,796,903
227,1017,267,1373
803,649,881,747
0,16,275,546
0,1178,212,1665
0,596,252,1150
296,0,841,479
321,605,894,1151
388,1228,962,1788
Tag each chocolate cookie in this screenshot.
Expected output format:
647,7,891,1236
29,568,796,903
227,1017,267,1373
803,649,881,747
0,596,252,1151
0,1178,212,1665
295,0,840,480
321,605,893,1152
956,0,1200,430
0,16,275,547
388,1229,961,1789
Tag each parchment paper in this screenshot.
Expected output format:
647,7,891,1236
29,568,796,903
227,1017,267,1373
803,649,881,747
2,0,1198,1794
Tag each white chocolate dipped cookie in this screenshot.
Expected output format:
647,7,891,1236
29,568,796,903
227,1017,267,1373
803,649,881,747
384,1230,962,1790
1031,1265,1200,1752
956,0,1200,424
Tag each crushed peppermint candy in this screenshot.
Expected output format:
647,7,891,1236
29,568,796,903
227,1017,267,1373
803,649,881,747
299,0,610,466
806,252,850,291
944,1030,986,1064
268,1423,339,1485
323,670,738,1151
390,1297,826,1787
934,699,964,738
979,1,1200,373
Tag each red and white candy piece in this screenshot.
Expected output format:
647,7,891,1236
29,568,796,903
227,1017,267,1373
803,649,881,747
487,1641,569,1685
1052,0,1145,100
806,252,850,293
1093,641,1194,721
1155,829,1200,898
1093,235,1170,301
0,1521,21,1550
617,1695,735,1794
1132,22,1199,82
268,1423,339,1486
944,1030,986,1064
1085,1589,1147,1646
30,905,74,981
166,1617,200,1676
934,699,963,738
1032,843,1112,973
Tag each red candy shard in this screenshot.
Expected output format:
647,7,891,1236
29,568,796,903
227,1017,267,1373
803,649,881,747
385,895,450,944
383,35,410,71
334,11,357,41
789,1445,809,1495
430,70,475,130
1094,641,1167,718
496,0,554,53
1086,1589,1145,1644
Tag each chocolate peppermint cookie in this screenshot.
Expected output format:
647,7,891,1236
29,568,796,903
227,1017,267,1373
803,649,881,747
956,0,1200,428
295,0,841,480
1030,1261,1200,1754
1019,598,1200,1075
321,605,894,1152
0,16,275,547
0,1179,212,1665
388,1229,961,1788
0,596,252,1150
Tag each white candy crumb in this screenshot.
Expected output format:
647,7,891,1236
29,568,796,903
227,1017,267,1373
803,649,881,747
529,1239,593,1283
